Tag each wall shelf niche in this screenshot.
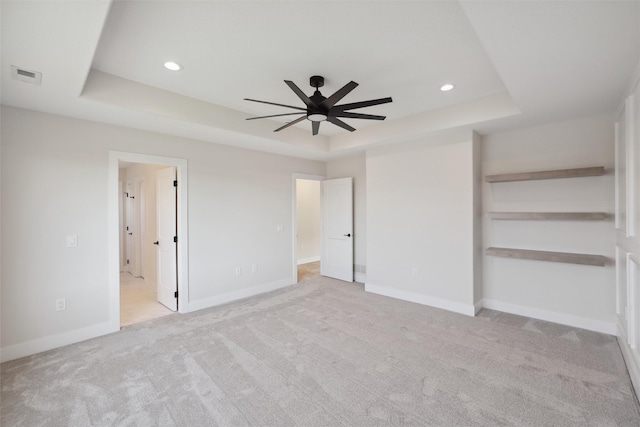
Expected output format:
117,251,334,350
486,247,606,267
488,212,607,221
485,166,605,183
485,165,607,267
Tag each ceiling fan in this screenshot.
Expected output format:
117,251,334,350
244,75,392,136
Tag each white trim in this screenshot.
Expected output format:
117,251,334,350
481,298,616,335
616,245,627,315
474,300,483,315
297,256,320,265
108,156,124,332
354,272,367,283
109,151,190,326
628,255,639,349
626,95,636,237
615,121,623,231
188,278,293,313
617,319,640,400
291,173,325,284
0,322,114,363
364,283,476,317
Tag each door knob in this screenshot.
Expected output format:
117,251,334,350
153,241,159,245
343,233,351,237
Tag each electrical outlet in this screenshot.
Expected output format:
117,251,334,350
411,268,418,278
276,224,284,232
235,267,242,276
251,264,258,273
55,298,66,311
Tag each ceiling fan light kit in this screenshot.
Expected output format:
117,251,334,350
245,75,392,135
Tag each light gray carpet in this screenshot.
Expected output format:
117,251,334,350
2,274,639,426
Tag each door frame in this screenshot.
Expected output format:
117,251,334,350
292,173,325,283
108,151,189,332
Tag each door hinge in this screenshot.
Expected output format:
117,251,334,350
173,180,178,187
174,291,179,298
126,259,130,264
173,236,178,243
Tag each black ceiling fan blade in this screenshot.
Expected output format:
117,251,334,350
246,112,306,121
332,111,386,121
274,116,307,132
284,80,315,108
312,121,320,135
333,97,393,112
244,98,306,111
320,81,358,109
327,117,356,132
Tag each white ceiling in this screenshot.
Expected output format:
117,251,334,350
2,1,639,160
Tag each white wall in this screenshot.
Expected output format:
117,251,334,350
0,106,325,359
296,179,320,264
482,114,616,333
327,154,367,282
615,61,640,398
365,134,480,315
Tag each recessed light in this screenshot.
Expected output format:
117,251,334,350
440,83,455,92
163,61,182,71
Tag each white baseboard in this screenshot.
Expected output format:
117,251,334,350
0,321,118,363
188,278,293,313
364,283,476,317
617,319,640,399
297,256,320,265
480,299,616,335
354,272,367,283
474,300,483,315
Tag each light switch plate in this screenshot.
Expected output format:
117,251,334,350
66,235,78,247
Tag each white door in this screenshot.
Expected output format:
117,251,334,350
125,182,134,273
137,180,146,278
156,167,177,311
321,177,353,282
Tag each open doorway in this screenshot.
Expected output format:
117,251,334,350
292,174,355,284
296,178,321,282
109,151,189,333
293,174,324,283
119,162,174,326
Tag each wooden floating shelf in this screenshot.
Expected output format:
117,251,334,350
485,166,605,183
486,247,606,267
488,212,608,221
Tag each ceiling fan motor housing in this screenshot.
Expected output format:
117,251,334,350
308,90,328,121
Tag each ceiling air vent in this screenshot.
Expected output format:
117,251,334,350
11,65,42,85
